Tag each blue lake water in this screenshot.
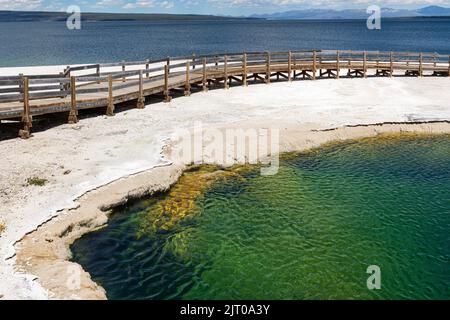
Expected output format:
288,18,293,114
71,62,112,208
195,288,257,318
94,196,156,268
1,18,450,67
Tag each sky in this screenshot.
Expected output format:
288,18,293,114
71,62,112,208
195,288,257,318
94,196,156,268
1,0,450,16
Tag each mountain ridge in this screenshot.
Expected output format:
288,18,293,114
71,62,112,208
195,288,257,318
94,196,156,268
250,5,450,20
0,10,256,22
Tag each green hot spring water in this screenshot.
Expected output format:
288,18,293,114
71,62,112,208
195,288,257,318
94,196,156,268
71,134,450,300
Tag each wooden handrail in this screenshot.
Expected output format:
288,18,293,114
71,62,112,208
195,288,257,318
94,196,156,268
3,49,450,139
6,49,445,85
2,50,449,91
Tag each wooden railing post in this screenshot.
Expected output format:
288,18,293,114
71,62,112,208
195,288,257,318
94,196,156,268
164,64,172,103
448,55,450,77
68,76,78,123
243,53,248,86
288,51,292,82
389,52,394,77
202,58,208,91
166,57,171,74
19,77,32,139
336,50,340,79
145,59,150,78
184,61,191,96
312,51,317,80
223,55,229,89
106,74,115,116
59,72,65,97
121,61,126,82
96,65,101,84
18,73,23,94
265,51,271,84
137,70,145,109
419,53,423,77
63,66,70,92
363,51,367,78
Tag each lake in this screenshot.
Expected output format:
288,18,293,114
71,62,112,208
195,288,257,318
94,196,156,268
1,18,450,67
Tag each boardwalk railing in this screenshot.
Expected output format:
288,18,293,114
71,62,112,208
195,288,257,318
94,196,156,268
0,50,449,138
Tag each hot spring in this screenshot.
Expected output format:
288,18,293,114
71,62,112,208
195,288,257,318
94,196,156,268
71,134,450,300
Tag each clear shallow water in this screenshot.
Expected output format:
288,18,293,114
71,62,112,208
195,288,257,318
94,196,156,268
1,18,450,67
71,135,450,300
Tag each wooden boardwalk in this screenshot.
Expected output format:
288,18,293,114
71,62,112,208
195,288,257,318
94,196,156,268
1,50,449,138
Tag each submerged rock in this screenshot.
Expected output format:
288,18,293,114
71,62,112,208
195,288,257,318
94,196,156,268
137,164,251,237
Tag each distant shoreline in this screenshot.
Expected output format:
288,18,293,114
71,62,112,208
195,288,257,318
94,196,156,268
0,10,259,22
1,9,450,23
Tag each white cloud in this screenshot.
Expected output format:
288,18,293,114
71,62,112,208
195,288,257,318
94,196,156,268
123,0,156,8
2,0,449,12
96,0,125,8
207,0,450,8
123,0,175,9
0,0,43,10
160,1,174,8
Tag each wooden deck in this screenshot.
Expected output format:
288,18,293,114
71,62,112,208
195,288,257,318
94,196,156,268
1,50,449,138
